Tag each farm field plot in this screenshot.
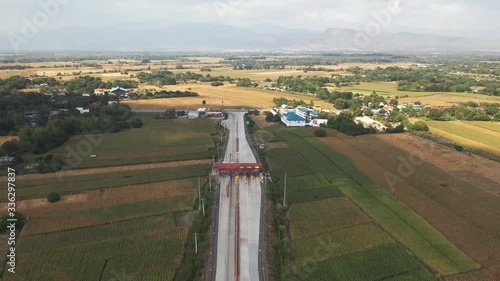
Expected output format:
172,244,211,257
269,127,479,277
289,244,436,281
124,83,332,110
0,178,200,218
4,159,211,181
7,163,209,199
5,215,187,281
288,197,372,240
268,147,343,204
21,195,195,236
268,148,316,177
45,115,217,169
336,82,500,106
372,133,500,195
318,130,500,280
286,198,432,281
425,121,500,155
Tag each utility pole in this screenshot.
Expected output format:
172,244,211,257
209,173,212,191
283,172,287,207
201,199,205,217
194,233,198,255
198,177,201,210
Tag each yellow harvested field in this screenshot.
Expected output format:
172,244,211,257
426,121,500,155
124,83,333,110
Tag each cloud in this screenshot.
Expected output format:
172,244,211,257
429,3,466,17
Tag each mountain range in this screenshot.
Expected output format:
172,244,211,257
1,23,499,52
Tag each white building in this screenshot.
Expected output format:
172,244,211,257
280,107,324,127
188,111,200,119
76,107,90,114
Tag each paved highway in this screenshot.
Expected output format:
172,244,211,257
215,112,262,281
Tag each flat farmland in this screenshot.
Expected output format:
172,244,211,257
336,82,500,106
268,147,343,204
5,215,187,281
5,163,209,199
372,133,500,194
2,175,205,281
124,83,333,110
318,129,500,280
0,178,199,218
286,197,434,281
45,114,217,169
425,121,500,155
268,127,479,277
20,179,198,236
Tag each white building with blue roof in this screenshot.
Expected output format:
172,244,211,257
280,106,327,127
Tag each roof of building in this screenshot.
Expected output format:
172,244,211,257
283,112,305,122
110,86,128,92
295,107,318,116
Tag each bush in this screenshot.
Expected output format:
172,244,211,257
495,113,500,121
47,192,61,203
129,118,143,128
409,121,429,132
385,124,405,134
314,129,327,137
211,81,224,87
453,144,464,152
115,121,130,130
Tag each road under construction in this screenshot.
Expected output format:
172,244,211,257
213,111,264,281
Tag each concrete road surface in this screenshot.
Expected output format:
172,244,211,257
215,112,262,281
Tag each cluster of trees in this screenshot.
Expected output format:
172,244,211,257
64,76,138,94
425,104,496,121
327,112,375,136
443,61,500,76
1,104,142,170
137,71,235,86
272,97,309,108
236,78,257,88
230,61,285,70
265,112,281,122
0,65,31,70
276,76,330,93
346,66,500,95
155,109,178,120
211,81,224,87
137,71,177,86
137,90,198,99
0,76,31,95
0,92,124,135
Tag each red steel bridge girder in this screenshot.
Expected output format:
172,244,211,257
213,163,264,172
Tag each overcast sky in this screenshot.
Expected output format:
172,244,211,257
0,0,499,38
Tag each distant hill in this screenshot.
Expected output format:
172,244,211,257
0,23,498,52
